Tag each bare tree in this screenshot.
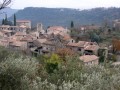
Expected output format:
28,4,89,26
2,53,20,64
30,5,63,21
0,0,11,10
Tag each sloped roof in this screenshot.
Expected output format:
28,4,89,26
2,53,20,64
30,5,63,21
33,39,47,47
47,26,65,31
15,32,26,36
79,55,99,63
16,20,31,22
67,41,98,48
10,41,25,46
67,41,87,47
19,25,27,28
0,30,12,34
84,45,100,51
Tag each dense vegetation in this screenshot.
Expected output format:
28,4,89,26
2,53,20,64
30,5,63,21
0,47,120,90
9,7,120,27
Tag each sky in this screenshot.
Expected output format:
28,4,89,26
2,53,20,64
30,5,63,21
11,0,120,9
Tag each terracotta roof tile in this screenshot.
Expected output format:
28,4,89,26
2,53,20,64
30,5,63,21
84,45,100,51
10,41,26,47
47,26,65,31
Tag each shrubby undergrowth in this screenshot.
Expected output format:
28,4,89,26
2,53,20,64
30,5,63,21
0,48,120,90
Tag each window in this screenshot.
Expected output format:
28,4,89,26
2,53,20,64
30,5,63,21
78,48,81,51
72,40,74,43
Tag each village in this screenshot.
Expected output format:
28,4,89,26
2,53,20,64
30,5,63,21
0,17,120,66
2,0,120,89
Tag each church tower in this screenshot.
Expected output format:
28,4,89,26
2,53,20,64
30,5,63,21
37,23,43,33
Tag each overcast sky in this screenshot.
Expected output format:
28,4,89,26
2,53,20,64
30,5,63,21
11,0,120,9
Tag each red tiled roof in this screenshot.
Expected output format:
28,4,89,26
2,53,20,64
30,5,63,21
47,26,65,31
67,41,88,47
84,45,99,51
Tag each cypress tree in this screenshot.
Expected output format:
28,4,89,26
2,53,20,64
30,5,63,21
71,21,74,28
13,14,16,26
4,14,8,25
2,19,5,25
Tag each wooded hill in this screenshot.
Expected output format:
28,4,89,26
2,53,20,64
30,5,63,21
9,7,120,27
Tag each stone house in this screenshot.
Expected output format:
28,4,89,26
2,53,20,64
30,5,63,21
9,41,28,51
46,26,69,35
0,30,13,37
78,25,101,35
67,41,99,55
16,20,31,29
31,38,47,56
0,25,27,32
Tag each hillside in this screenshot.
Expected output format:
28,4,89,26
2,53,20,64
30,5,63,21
9,7,120,27
0,7,18,20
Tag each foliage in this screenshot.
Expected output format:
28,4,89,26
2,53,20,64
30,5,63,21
0,0,11,10
0,47,11,62
2,14,13,25
56,48,75,61
90,32,101,43
70,21,74,28
0,55,38,90
108,54,117,62
98,49,106,63
70,28,78,37
1,48,120,90
2,19,5,25
4,14,8,25
112,39,120,53
45,54,61,73
13,14,16,26
10,7,120,27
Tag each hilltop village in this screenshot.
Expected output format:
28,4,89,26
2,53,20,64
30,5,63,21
2,1,120,89
0,18,120,65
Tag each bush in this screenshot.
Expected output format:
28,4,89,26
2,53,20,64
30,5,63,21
0,55,38,90
1,51,120,90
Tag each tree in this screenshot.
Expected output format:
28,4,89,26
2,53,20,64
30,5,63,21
70,21,74,28
4,14,7,25
45,54,61,73
112,39,120,53
90,32,100,43
56,48,75,62
3,14,13,25
2,19,5,25
13,14,16,26
0,0,12,10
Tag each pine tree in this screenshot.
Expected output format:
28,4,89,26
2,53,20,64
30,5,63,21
13,14,16,26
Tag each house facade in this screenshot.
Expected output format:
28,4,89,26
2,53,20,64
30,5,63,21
67,41,99,55
16,20,31,29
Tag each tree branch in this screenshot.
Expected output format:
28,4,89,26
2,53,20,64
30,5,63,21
0,0,11,10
